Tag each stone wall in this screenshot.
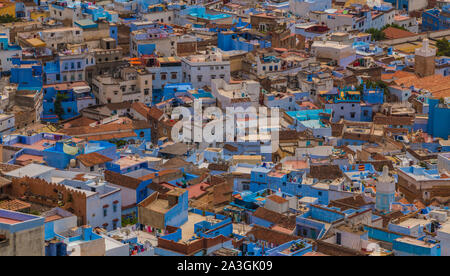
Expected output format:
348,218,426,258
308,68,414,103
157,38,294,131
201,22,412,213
9,177,87,224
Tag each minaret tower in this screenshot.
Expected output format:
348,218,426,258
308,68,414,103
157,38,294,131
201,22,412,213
414,38,436,77
376,166,396,212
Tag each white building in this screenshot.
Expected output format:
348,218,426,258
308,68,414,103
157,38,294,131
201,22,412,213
92,67,152,105
39,27,84,50
394,14,419,33
5,165,122,231
0,33,21,73
182,51,231,89
311,40,356,67
211,78,260,108
289,0,332,17
0,114,15,135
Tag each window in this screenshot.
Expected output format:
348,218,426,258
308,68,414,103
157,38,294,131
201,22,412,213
103,208,107,217
171,72,177,79
77,62,81,68
336,232,342,245
90,166,94,171
144,88,149,95
113,204,117,213
350,112,355,118
197,75,202,82
161,73,167,80
318,191,322,196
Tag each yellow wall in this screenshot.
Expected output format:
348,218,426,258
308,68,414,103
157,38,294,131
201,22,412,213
0,2,16,17
31,11,49,21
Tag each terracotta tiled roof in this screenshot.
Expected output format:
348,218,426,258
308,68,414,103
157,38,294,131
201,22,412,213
105,170,172,194
394,74,450,98
246,225,299,246
382,27,416,39
309,164,343,180
87,131,138,141
63,116,97,128
208,163,229,172
132,102,150,118
138,169,180,181
279,130,300,141
267,194,288,204
148,106,164,120
76,152,113,167
329,195,370,211
223,144,238,152
252,207,296,230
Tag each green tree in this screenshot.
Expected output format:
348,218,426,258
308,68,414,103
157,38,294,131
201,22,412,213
367,24,408,41
54,93,68,120
367,28,385,41
0,15,19,23
436,38,450,56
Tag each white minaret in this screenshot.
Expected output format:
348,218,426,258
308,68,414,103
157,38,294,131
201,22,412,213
414,38,436,77
376,166,396,212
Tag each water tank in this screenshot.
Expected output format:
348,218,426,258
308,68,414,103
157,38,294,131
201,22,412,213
69,159,76,168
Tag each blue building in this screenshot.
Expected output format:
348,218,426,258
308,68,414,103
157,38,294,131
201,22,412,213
218,30,271,52
154,208,235,256
422,6,450,31
427,98,450,139
296,205,346,239
42,81,96,122
0,32,22,75
10,57,43,90
43,52,93,85
286,109,332,137
42,140,117,170
138,187,189,230
393,237,441,256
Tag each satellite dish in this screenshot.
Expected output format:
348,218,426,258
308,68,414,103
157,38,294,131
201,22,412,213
144,241,152,249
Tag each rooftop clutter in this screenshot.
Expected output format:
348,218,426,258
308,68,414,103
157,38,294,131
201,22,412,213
0,0,449,257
